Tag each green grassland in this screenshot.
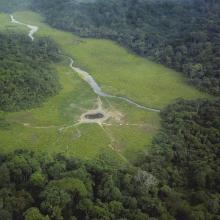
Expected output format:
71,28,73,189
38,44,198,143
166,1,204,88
0,11,209,162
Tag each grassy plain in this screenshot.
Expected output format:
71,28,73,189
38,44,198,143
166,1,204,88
0,11,209,162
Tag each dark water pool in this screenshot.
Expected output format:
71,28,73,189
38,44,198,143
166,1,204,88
84,113,104,119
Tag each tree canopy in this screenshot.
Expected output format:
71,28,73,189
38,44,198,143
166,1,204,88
33,0,220,95
0,1,219,219
0,99,219,219
0,32,60,111
0,0,31,12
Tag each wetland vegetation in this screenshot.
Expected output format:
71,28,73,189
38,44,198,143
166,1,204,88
0,0,219,219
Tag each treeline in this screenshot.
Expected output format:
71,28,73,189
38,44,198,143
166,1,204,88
33,0,220,95
0,0,31,12
0,150,157,220
0,99,219,220
138,98,220,219
0,32,60,111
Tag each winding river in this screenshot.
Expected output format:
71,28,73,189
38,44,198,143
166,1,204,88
10,15,38,41
10,15,160,113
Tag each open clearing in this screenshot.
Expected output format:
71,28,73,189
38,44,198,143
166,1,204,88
0,11,209,163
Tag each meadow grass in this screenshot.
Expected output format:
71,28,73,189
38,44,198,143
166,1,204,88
0,11,209,162
0,13,27,32
14,11,209,108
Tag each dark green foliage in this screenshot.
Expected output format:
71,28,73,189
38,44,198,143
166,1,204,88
0,150,157,220
33,0,220,95
1,98,220,220
0,32,60,111
0,0,32,12
138,98,220,219
0,1,219,219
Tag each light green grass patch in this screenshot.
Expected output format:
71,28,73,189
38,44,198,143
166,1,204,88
0,13,27,32
14,11,209,109
0,11,210,163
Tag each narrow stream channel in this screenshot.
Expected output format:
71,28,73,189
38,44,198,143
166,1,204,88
10,15,160,113
10,15,38,41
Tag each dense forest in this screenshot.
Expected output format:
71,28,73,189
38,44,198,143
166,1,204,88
0,99,219,220
138,99,220,219
0,32,60,111
0,1,219,219
33,0,220,95
0,0,31,12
